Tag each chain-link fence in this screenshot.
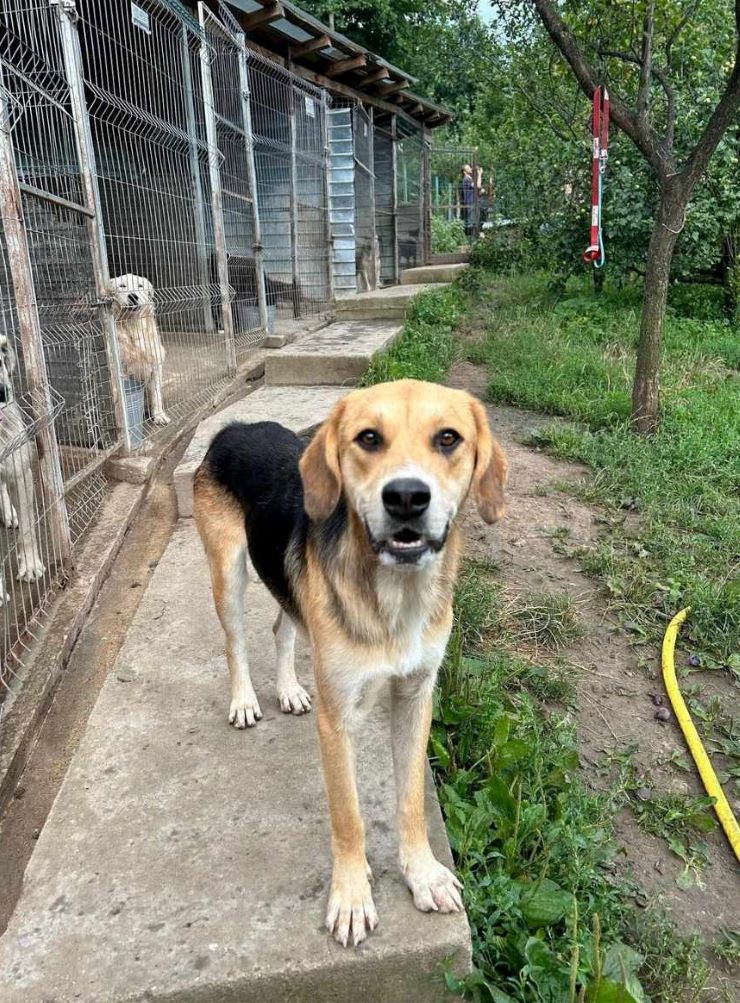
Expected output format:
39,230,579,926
396,118,425,270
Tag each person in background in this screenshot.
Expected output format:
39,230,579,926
460,164,475,235
476,166,487,230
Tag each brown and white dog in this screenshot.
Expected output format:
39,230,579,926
193,379,507,946
107,274,169,427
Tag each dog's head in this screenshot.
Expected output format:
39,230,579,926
0,335,17,406
107,274,155,317
299,379,508,568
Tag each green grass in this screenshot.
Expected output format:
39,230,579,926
434,562,710,1003
361,285,461,385
464,272,740,670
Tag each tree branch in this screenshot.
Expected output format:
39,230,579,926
598,49,677,149
637,0,655,124
681,0,740,192
512,82,580,144
665,0,703,67
529,0,672,179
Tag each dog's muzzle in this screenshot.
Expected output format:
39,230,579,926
364,477,448,565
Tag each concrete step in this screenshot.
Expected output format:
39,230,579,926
264,321,401,387
334,283,441,321
400,263,468,285
0,520,471,1002
429,251,470,266
174,385,347,518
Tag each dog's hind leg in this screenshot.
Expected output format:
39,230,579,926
194,471,261,728
273,610,311,715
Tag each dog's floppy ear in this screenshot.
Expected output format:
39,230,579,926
299,401,344,521
469,396,508,524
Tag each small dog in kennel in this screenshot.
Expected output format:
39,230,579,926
107,274,170,431
0,335,47,604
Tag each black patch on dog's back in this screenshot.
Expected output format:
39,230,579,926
202,421,348,625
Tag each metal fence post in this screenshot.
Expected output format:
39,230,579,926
368,106,378,289
237,39,269,336
52,0,132,451
288,83,301,318
321,89,335,308
0,64,72,562
198,4,237,373
53,0,132,452
391,116,399,283
181,24,215,334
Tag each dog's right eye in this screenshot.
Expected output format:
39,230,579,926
355,429,383,451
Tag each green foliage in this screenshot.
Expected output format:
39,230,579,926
466,271,740,667
432,215,467,254
434,563,708,1003
361,286,461,385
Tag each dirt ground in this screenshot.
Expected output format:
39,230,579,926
450,361,739,993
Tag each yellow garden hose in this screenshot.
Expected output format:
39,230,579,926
662,607,740,863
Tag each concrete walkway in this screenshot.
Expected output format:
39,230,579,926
0,287,471,1001
0,523,470,1002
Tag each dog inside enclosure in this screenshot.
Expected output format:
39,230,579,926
107,274,170,433
193,378,507,946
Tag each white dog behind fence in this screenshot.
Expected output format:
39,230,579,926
107,274,170,430
0,335,47,605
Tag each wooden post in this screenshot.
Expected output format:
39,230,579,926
54,0,132,452
198,3,237,373
181,24,214,333
0,60,72,563
287,82,301,318
237,37,270,335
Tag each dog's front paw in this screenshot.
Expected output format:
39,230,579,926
326,860,377,947
152,412,171,427
402,852,463,913
278,682,312,715
17,555,45,583
229,690,262,729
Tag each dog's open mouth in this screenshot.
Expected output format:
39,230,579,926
365,522,447,564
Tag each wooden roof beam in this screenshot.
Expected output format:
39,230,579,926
358,67,389,88
323,54,368,77
289,33,331,57
242,3,284,29
375,79,409,97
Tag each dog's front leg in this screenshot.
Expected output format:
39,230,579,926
316,687,377,946
147,350,169,426
391,670,463,914
6,448,45,583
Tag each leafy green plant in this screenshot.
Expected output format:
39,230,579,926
432,215,467,254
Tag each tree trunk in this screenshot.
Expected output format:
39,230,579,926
631,186,685,435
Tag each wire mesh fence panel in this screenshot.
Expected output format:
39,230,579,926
1,1,117,507
373,122,395,285
75,0,230,445
352,104,377,291
0,0,121,691
202,6,268,366
430,144,482,248
248,49,331,334
395,120,423,270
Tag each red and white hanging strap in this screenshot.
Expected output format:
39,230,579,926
583,85,609,267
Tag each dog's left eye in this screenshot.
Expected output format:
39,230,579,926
356,429,383,450
435,428,462,452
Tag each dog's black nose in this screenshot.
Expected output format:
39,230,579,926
382,478,431,521
127,292,139,305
